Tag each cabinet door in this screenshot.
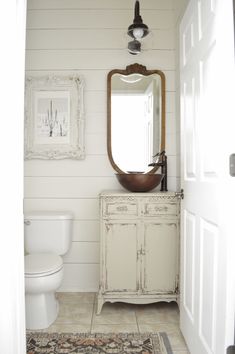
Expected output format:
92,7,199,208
103,221,140,292
143,221,179,293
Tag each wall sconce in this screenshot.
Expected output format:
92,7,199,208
127,0,150,55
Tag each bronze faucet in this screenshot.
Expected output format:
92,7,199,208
148,150,168,192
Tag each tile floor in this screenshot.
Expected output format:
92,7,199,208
31,292,190,354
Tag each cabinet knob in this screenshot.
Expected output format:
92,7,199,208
137,248,146,257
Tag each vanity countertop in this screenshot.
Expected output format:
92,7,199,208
100,190,177,197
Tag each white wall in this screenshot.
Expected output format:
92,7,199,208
24,0,178,291
173,0,189,191
174,0,189,22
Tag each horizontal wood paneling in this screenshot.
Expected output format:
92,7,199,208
24,198,100,220
63,242,99,263
166,133,177,155
25,175,177,199
27,0,173,11
25,0,178,291
25,70,176,92
166,92,176,113
59,264,99,292
72,220,100,242
166,113,176,135
24,156,177,178
27,10,174,30
167,177,178,191
24,176,122,198
26,29,174,50
85,113,107,134
167,156,178,177
25,50,175,71
24,156,113,177
85,133,106,155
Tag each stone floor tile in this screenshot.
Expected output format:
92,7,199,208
166,330,189,351
136,302,179,324
138,322,181,333
91,323,139,333
93,302,137,325
46,323,91,333
42,293,189,353
57,292,95,304
55,301,94,325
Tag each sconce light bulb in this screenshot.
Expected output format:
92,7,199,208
133,27,144,39
128,39,141,55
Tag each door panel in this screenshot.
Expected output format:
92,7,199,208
199,41,218,178
143,222,178,293
105,222,139,292
182,9,196,67
199,219,218,352
183,210,195,322
198,0,215,40
183,75,196,179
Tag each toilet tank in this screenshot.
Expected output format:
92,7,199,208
24,211,73,255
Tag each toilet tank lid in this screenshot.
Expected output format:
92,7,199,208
24,211,73,220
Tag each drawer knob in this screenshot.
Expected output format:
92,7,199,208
116,206,128,212
154,206,168,212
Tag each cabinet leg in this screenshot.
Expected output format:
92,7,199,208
96,294,104,315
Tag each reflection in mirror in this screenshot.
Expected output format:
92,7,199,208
107,64,165,174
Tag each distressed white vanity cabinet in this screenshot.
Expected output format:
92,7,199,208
97,191,180,314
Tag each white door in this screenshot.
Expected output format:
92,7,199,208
180,0,235,353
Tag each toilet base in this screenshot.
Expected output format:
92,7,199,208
25,292,59,330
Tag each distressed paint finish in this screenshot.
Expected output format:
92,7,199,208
97,191,180,314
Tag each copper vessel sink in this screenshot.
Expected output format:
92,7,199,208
116,173,164,192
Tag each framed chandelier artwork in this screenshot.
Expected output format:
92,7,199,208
24,74,85,160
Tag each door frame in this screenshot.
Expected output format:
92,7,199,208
0,1,27,354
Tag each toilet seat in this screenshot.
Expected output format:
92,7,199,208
25,253,63,277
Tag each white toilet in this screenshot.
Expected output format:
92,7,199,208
24,211,73,330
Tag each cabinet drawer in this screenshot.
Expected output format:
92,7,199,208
103,201,138,217
143,203,177,216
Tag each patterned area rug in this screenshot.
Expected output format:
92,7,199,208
26,332,173,354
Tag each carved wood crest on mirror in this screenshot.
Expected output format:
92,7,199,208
107,63,166,192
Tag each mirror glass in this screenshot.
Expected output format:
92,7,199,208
107,64,165,174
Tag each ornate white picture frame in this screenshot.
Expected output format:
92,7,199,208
24,75,85,159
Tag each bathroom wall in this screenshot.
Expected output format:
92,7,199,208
173,0,189,184
174,0,189,22
24,0,178,291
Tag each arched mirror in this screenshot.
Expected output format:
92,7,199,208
107,63,165,174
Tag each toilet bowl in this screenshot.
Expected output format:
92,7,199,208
24,212,73,330
25,253,64,330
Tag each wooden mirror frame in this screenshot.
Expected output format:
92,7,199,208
107,63,166,174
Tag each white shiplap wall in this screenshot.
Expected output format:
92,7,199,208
174,0,189,193
24,0,178,291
